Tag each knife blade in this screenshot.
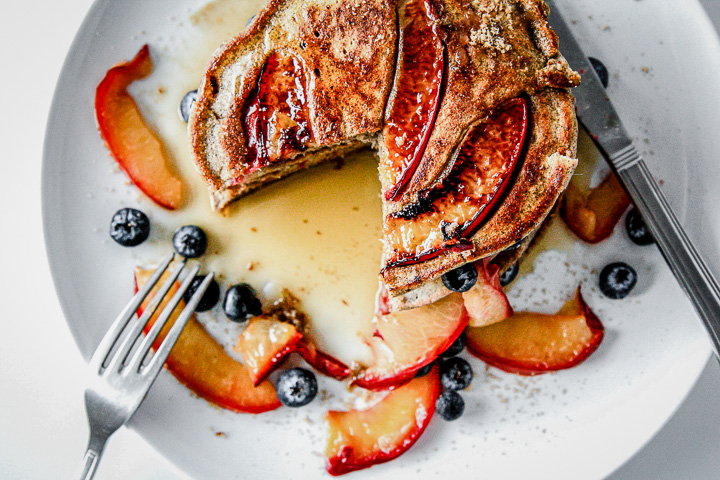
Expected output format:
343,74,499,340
546,0,720,359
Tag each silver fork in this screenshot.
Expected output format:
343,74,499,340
77,253,214,480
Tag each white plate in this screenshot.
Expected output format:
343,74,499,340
42,0,720,478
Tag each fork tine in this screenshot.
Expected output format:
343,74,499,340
125,265,202,374
141,273,215,381
89,253,174,371
103,258,188,375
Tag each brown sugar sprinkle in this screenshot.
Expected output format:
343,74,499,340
246,262,256,271
250,227,257,232
341,299,349,306
316,231,322,235
214,431,227,438
302,219,309,223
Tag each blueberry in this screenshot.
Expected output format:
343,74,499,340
436,390,465,421
415,362,434,378
499,262,519,287
178,89,198,123
599,262,637,299
183,275,220,312
440,332,466,358
276,368,318,407
442,264,478,293
439,357,473,391
223,283,262,322
173,225,208,258
588,57,609,88
625,208,654,246
109,208,150,247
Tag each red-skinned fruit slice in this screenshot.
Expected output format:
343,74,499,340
385,97,529,266
462,261,513,328
382,0,445,201
96,45,184,210
560,171,631,244
466,287,604,375
296,340,352,380
243,53,313,171
325,364,441,476
234,318,303,386
134,267,281,413
355,292,468,390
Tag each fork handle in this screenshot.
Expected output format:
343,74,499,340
77,431,109,480
615,146,720,358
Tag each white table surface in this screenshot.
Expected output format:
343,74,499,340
3,1,720,479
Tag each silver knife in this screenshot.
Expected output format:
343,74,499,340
546,0,720,358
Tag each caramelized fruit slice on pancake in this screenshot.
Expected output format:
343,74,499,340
381,0,445,201
384,97,528,267
242,53,313,172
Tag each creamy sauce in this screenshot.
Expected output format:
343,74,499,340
131,0,379,365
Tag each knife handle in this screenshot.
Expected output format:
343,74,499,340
613,144,720,357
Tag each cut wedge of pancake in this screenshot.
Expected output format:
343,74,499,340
189,0,579,309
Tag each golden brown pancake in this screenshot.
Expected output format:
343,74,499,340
189,0,579,309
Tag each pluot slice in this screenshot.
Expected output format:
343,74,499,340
355,292,468,390
325,364,441,476
235,318,303,386
560,171,631,244
95,45,184,210
466,287,604,375
462,261,513,328
296,340,352,380
385,97,529,266
134,267,280,413
382,0,444,201
243,53,313,171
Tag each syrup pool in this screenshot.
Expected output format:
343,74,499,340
127,0,380,366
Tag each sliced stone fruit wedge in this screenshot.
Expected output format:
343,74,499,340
384,97,529,267
325,364,441,476
354,291,468,390
466,287,604,375
242,53,313,172
234,317,303,386
134,267,280,413
560,171,631,244
95,45,184,210
462,261,513,328
381,0,445,201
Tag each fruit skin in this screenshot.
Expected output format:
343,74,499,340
296,340,351,380
440,332,466,358
466,287,604,376
442,263,478,293
462,261,513,328
178,89,198,123
223,283,263,321
439,357,473,391
499,262,519,287
354,292,468,390
109,208,150,247
435,390,464,421
599,262,637,299
382,0,445,201
182,275,220,312
561,171,631,244
134,267,280,413
172,225,208,258
625,208,654,245
276,368,318,407
325,365,441,476
588,57,609,88
95,45,184,210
